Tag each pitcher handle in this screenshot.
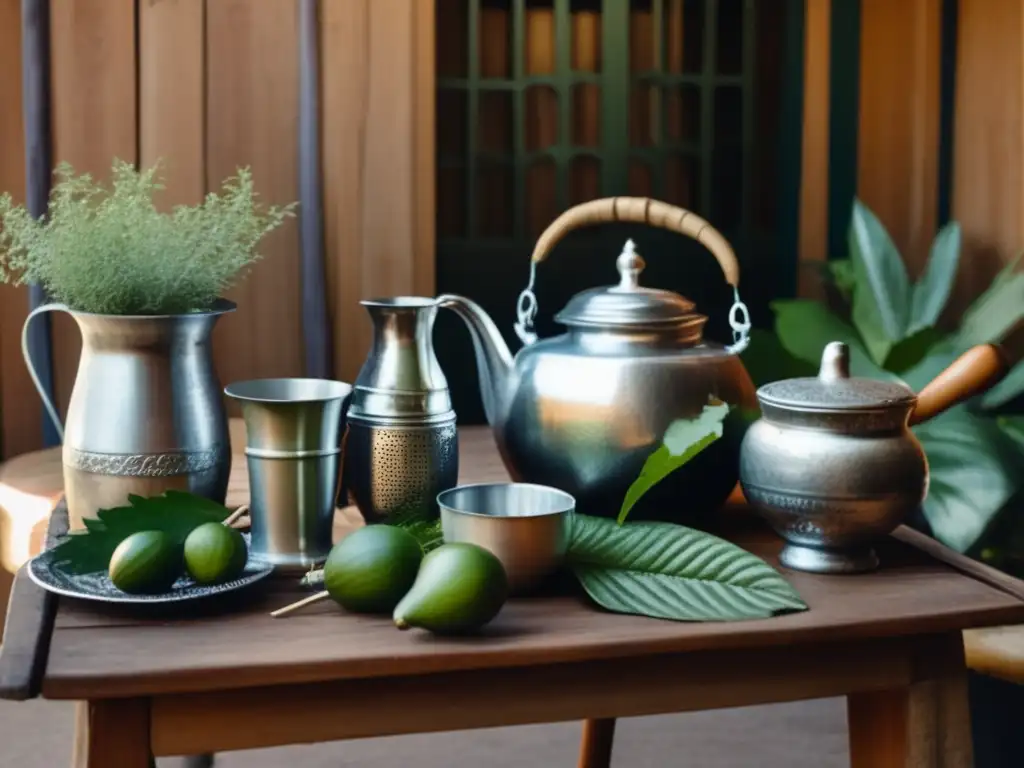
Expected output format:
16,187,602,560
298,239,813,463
21,302,69,442
514,197,750,353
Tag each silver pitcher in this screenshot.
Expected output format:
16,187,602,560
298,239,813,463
226,378,351,570
343,297,459,523
22,300,234,530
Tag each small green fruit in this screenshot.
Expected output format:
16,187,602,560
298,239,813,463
393,542,508,635
323,525,423,614
184,522,248,585
108,530,182,594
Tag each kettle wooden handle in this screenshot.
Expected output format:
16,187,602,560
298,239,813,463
909,344,1008,426
529,197,741,287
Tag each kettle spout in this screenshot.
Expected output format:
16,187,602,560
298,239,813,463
436,294,515,427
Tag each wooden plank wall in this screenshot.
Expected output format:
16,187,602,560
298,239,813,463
0,0,434,460
952,0,1024,318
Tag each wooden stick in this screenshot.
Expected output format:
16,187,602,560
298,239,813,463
223,505,249,528
270,590,331,618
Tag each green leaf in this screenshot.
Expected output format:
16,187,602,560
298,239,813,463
48,490,233,575
982,359,1024,410
567,515,807,622
997,416,1024,452
882,327,947,375
955,254,1024,348
617,402,732,525
740,328,817,387
771,299,896,380
915,414,1017,553
848,199,911,341
908,222,961,335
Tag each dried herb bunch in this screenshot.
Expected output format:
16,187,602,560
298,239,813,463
0,159,296,315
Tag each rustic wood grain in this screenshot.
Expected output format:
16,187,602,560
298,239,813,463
857,0,941,276
139,0,206,207
848,633,973,767
577,718,616,768
0,498,67,700
49,0,137,420
206,0,303,397
40,526,1024,701
321,0,435,383
0,0,43,460
797,0,830,299
72,697,151,768
149,635,919,756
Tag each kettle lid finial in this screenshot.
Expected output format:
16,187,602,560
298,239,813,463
616,239,646,291
818,341,851,382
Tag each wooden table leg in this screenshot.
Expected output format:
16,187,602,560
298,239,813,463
848,634,974,767
72,698,151,768
578,718,617,768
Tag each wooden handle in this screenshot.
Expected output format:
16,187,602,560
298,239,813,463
529,197,741,287
909,344,1008,426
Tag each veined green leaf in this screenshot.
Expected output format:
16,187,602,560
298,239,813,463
48,490,233,575
915,414,1017,553
982,359,1024,410
740,328,817,387
997,416,1024,452
848,199,911,341
908,222,961,335
955,254,1024,348
567,515,807,622
771,299,897,380
617,402,731,525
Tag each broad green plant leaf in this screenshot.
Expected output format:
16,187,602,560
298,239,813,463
908,222,961,335
982,358,1024,410
955,254,1024,349
997,416,1024,452
617,402,731,524
883,327,947,375
848,199,911,342
771,299,896,381
740,328,816,387
915,414,1017,553
567,515,808,622
48,490,233,575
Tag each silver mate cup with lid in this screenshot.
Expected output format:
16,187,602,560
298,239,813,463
342,297,459,523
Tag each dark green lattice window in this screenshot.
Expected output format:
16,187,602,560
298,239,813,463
435,0,805,424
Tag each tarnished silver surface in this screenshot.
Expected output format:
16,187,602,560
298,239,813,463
438,482,574,593
28,532,273,605
226,378,351,572
436,241,757,521
22,301,234,531
739,342,927,574
343,297,460,522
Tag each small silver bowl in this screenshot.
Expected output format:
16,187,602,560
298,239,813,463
437,482,575,594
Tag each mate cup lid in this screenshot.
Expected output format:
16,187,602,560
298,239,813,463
757,341,915,412
553,240,707,341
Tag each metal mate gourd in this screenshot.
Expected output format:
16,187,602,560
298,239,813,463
437,197,758,522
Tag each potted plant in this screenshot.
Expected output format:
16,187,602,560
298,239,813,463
741,199,1024,568
0,159,295,529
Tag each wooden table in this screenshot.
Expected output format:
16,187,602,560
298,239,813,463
5,428,1024,767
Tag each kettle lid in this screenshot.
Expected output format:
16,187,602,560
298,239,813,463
757,341,915,411
553,240,705,335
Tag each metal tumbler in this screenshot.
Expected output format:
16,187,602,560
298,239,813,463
225,378,352,571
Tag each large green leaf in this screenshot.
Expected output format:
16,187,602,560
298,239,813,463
771,299,896,380
567,515,807,622
741,328,817,387
908,222,961,335
982,359,1024,410
848,199,911,341
955,255,1024,348
997,416,1024,452
617,402,731,524
915,414,1017,553
48,490,233,574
